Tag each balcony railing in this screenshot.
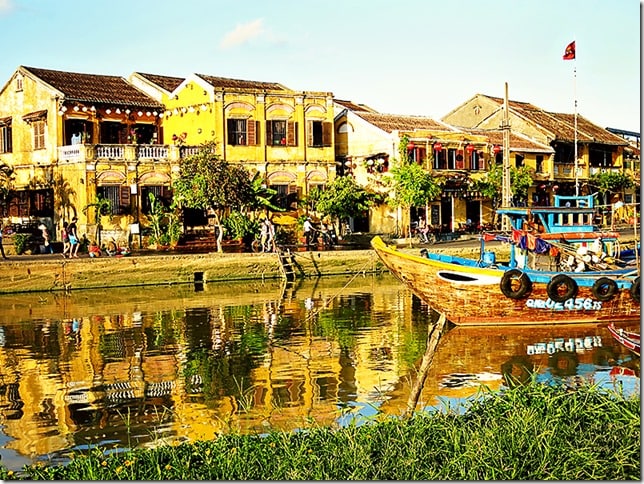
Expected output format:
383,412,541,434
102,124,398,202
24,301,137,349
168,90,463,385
57,144,198,163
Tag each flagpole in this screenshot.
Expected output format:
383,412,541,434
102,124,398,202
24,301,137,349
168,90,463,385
573,43,578,196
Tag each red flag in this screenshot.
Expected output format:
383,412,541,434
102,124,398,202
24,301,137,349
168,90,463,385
562,41,575,60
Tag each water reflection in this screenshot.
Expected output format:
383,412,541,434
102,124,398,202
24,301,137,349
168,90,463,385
0,275,638,470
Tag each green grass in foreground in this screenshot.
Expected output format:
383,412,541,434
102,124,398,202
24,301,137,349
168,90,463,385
1,382,640,480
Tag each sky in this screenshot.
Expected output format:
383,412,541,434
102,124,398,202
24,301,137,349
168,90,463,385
0,0,640,133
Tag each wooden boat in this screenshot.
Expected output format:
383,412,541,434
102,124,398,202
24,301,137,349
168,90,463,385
607,322,640,356
371,194,640,326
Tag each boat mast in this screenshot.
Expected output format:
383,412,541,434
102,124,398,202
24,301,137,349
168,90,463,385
501,82,512,231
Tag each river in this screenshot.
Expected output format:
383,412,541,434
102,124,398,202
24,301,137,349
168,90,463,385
0,273,638,471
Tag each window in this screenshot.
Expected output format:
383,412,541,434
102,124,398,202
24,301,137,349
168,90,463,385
227,119,247,146
15,76,22,92
141,185,172,214
433,149,447,170
97,185,130,215
270,183,299,210
0,124,11,153
515,154,524,168
307,120,332,147
267,120,287,145
33,120,46,150
536,155,544,173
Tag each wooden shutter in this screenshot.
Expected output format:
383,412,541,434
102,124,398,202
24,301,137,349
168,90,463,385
322,121,332,147
266,121,273,145
120,185,131,215
287,121,297,146
306,120,313,147
247,119,255,145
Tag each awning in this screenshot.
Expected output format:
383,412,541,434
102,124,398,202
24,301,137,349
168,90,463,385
22,110,47,123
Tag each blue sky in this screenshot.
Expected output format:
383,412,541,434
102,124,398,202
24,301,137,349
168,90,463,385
0,0,640,132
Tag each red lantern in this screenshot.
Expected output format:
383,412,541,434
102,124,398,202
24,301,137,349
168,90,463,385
493,145,501,155
466,143,475,153
433,142,442,152
407,141,415,150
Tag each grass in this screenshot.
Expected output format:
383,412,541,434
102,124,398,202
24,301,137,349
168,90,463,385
0,381,639,480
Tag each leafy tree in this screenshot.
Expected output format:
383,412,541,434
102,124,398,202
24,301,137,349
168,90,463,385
0,162,14,214
82,194,112,246
471,163,533,223
172,141,253,252
589,171,634,206
53,173,77,222
386,143,443,237
309,176,372,235
245,171,282,216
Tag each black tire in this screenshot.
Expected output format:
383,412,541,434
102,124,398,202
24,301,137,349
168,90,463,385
501,356,534,387
548,351,578,377
547,274,578,303
591,277,618,302
630,277,640,303
500,269,532,299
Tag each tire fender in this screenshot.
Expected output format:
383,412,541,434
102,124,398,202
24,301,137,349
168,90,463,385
547,274,578,303
591,277,618,302
499,269,532,299
630,277,640,303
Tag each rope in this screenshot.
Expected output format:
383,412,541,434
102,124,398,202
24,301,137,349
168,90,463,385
303,255,375,323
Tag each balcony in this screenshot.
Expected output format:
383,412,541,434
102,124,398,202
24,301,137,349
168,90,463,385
58,144,199,163
553,163,585,180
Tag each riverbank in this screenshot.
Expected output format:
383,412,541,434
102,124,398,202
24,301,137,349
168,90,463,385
0,242,493,294
3,383,639,480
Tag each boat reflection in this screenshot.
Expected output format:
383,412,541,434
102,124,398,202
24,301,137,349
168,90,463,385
0,275,637,471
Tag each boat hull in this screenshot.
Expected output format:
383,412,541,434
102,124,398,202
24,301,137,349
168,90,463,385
371,236,640,326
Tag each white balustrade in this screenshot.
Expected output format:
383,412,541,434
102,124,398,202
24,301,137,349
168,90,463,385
96,144,125,159
137,145,168,160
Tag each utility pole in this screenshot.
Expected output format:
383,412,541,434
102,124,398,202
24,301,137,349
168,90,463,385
501,82,512,231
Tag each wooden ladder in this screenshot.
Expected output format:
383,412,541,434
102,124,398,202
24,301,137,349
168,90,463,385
277,248,303,281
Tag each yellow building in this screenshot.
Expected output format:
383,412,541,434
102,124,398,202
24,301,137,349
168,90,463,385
334,100,505,234
0,66,171,249
442,94,631,207
131,72,336,219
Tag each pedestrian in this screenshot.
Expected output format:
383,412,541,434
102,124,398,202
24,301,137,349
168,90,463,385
303,217,314,249
259,217,269,253
61,221,70,258
263,217,275,252
0,224,7,259
67,217,79,258
39,223,53,254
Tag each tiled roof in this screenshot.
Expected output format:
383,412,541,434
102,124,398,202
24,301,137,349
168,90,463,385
484,95,627,145
462,128,553,152
355,112,452,133
22,66,163,108
334,99,377,113
195,73,288,91
133,72,185,93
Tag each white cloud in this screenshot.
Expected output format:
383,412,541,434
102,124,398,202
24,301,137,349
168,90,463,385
220,18,265,49
0,0,13,15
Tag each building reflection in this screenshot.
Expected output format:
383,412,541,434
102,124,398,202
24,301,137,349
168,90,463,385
0,276,638,469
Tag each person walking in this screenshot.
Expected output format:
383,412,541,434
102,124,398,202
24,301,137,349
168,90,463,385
39,223,53,254
67,217,80,258
303,217,314,249
261,217,275,252
61,221,70,258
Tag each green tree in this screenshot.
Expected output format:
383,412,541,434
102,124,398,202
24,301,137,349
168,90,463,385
0,162,14,213
471,163,533,223
387,143,443,237
82,194,112,246
309,176,372,235
589,171,634,206
172,141,253,252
